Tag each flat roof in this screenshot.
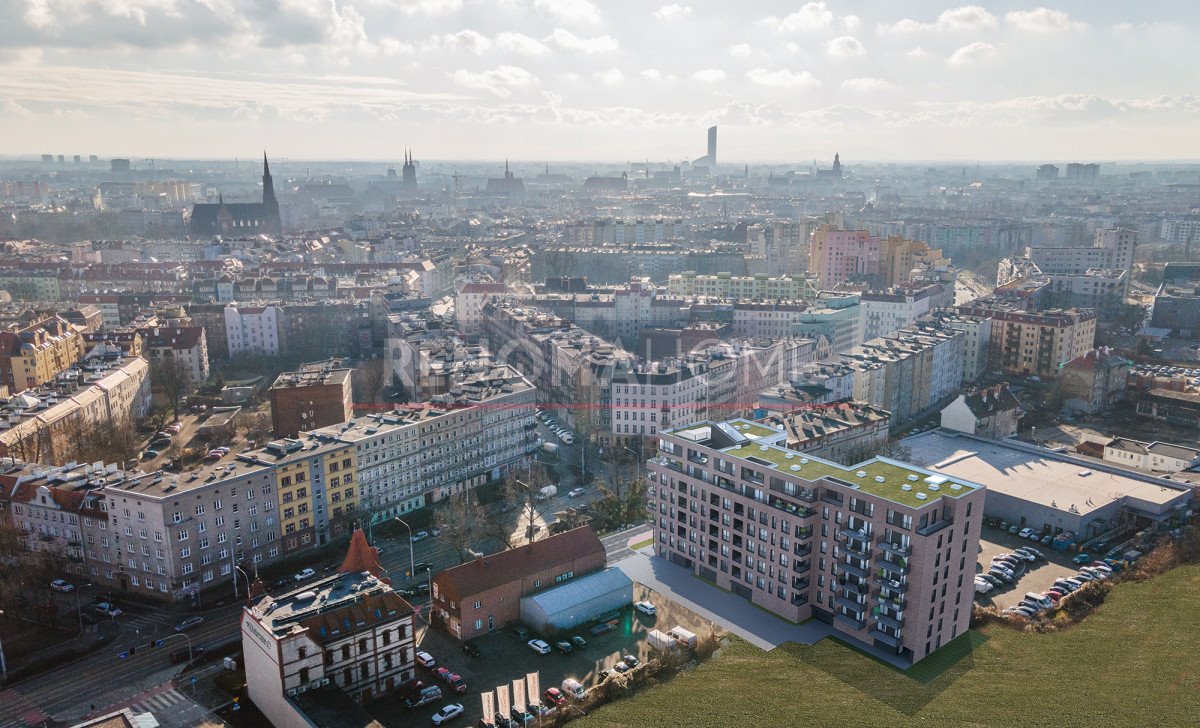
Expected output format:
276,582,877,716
668,418,979,508
903,430,1190,517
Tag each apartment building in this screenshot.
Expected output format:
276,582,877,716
385,313,494,400
879,237,949,287
309,365,538,521
1026,227,1136,275
238,436,360,556
1,477,86,574
242,533,416,726
957,302,1096,378
140,325,210,383
839,324,966,426
0,316,85,392
791,293,864,353
732,301,811,340
757,402,890,462
918,311,993,383
269,361,354,438
860,283,951,341
1058,347,1131,414
746,220,814,275
809,228,881,289
649,418,984,664
0,355,152,465
666,272,811,300
757,361,858,411
224,303,282,357
939,385,1022,439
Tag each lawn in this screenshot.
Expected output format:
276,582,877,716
580,563,1200,727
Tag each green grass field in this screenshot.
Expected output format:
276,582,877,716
581,563,1200,727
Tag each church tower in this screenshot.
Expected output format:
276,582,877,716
402,147,417,190
262,152,282,234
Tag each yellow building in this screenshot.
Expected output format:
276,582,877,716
0,316,85,392
880,236,950,287
240,436,359,557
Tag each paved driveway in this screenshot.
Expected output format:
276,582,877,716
975,526,1082,609
616,552,909,669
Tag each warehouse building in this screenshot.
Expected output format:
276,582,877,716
519,567,633,634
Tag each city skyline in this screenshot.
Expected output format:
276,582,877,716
1,1,1197,160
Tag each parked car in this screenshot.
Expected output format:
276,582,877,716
50,579,75,592
1040,535,1053,545
509,625,530,641
1072,552,1092,565
1018,547,1045,560
1044,591,1062,603
567,488,585,498
1007,524,1021,534
509,707,534,726
612,660,631,673
461,642,480,658
590,622,615,636
1011,549,1037,561
988,569,1014,583
416,651,436,668
570,635,587,649
543,688,566,706
141,449,159,460
413,562,432,573
293,568,316,582
1028,531,1043,541
449,676,467,695
973,579,992,593
528,639,552,655
622,654,640,668
634,600,657,616
436,667,452,682
1018,527,1036,539
554,641,573,654
174,616,204,632
1074,571,1095,582
431,703,464,725
980,574,1004,588
411,531,430,542
1023,592,1053,610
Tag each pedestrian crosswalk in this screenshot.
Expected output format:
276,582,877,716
102,686,225,728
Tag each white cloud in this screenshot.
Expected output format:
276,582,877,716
641,68,662,80
842,77,896,92
826,36,866,59
2,98,36,119
946,41,996,65
534,0,601,26
745,68,818,89
450,65,536,97
594,67,623,84
495,32,549,55
728,43,753,58
653,4,692,21
434,29,492,54
545,28,618,53
692,68,726,82
844,14,861,32
906,46,931,59
1005,8,1086,33
399,0,463,16
882,5,998,34
378,37,415,56
771,2,834,33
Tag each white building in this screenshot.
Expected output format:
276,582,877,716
666,272,811,300
225,303,281,357
1102,438,1200,473
859,283,950,341
1026,227,1136,275
453,281,508,339
242,533,416,726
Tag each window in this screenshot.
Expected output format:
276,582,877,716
177,529,189,541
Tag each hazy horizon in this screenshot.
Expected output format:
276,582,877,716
2,1,1197,160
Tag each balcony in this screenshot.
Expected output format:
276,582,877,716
791,593,809,606
834,595,867,614
792,560,812,575
873,611,904,630
792,575,810,591
878,559,909,576
687,452,709,466
795,527,813,541
876,594,905,612
839,561,869,579
839,577,868,596
878,540,912,557
917,518,952,537
844,541,871,558
793,543,812,558
663,458,685,474
874,575,908,594
833,612,866,631
869,629,902,647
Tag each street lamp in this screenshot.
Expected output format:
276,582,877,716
393,517,417,581
232,564,250,600
0,610,6,684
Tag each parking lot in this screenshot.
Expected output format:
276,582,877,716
975,526,1083,609
367,585,712,726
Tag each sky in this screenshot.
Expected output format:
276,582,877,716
0,0,1197,162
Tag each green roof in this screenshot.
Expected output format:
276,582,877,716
727,421,778,439
721,442,975,509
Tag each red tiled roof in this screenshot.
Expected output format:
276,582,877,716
433,526,604,601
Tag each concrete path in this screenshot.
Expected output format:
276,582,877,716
617,553,911,669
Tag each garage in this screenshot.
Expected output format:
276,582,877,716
520,567,634,634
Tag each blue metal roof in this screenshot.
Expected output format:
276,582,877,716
524,568,632,614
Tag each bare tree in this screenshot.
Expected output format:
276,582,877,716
352,358,387,407
433,492,483,563
503,466,553,545
9,419,48,465
151,357,192,421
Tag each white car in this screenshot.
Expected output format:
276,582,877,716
411,531,430,542
415,651,436,668
528,639,552,655
567,488,585,498
50,579,75,592
431,703,464,725
1018,527,1036,539
634,600,657,616
973,579,992,593
293,568,316,582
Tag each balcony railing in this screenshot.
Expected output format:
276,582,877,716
878,559,909,576
792,575,810,591
834,595,867,614
876,594,905,612
873,611,904,630
874,575,908,594
839,577,868,595
833,612,866,631
839,561,870,579
917,518,952,537
793,543,812,558
869,629,902,647
845,541,871,558
791,593,809,606
878,540,912,557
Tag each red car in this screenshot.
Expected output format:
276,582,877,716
544,687,566,706
436,667,452,682
450,675,468,694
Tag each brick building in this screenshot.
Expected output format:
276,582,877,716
430,527,606,641
269,361,353,438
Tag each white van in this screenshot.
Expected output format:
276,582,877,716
561,678,586,700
